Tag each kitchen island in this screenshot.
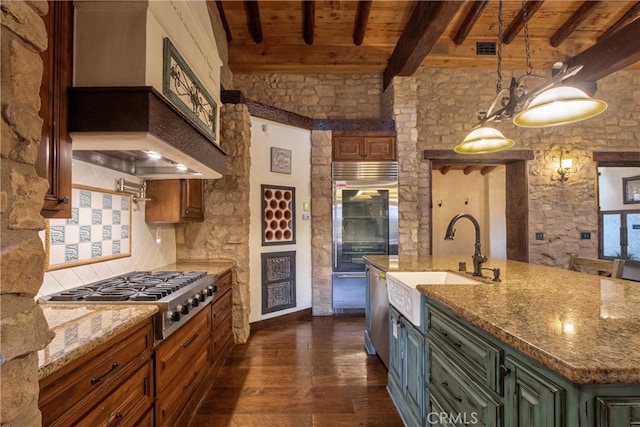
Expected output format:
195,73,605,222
365,255,640,427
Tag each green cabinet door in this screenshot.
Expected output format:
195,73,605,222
596,397,640,427
405,318,425,423
389,306,403,388
504,355,565,427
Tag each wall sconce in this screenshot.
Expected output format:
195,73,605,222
558,152,573,182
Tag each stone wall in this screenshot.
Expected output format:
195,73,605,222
0,1,55,425
176,104,252,343
310,130,333,315
233,74,382,119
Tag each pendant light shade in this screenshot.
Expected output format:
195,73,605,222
454,126,515,154
513,86,607,128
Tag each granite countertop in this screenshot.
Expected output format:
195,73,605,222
365,255,640,385
38,260,235,380
38,304,158,379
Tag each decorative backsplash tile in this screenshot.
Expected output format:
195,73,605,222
45,185,132,271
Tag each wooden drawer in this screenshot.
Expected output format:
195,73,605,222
429,305,503,394
76,360,153,427
40,319,153,426
213,288,232,324
215,269,232,297
430,342,502,427
156,345,210,427
155,306,212,394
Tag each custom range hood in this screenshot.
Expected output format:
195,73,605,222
69,86,226,179
70,1,226,179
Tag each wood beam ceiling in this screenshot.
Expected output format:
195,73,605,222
244,0,263,44
503,0,545,45
566,18,640,83
303,0,315,45
212,0,232,43
383,0,464,89
550,1,602,48
598,1,640,42
353,0,372,46
452,0,489,46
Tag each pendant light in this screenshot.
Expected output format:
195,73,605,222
513,86,607,127
454,126,515,154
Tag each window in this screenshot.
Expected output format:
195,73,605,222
600,210,640,261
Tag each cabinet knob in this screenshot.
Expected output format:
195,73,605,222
59,197,70,205
500,364,511,377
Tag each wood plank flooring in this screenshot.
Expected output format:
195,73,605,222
188,314,404,427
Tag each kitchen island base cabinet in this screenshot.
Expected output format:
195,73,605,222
388,306,425,427
596,397,640,427
211,269,234,375
39,318,154,427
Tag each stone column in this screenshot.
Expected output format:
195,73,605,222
310,130,333,315
1,1,55,425
176,104,252,343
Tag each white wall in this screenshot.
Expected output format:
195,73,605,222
599,167,640,211
39,160,177,297
249,118,312,322
432,167,506,260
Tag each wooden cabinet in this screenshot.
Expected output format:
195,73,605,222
39,318,154,426
332,131,396,161
145,179,204,223
36,0,74,218
388,306,424,427
155,305,212,427
596,397,640,427
211,269,234,374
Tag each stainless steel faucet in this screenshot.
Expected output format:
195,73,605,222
444,213,487,277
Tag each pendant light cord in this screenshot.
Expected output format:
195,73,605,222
522,0,533,75
496,0,503,93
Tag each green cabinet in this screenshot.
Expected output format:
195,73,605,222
504,355,564,427
388,306,425,427
596,397,640,427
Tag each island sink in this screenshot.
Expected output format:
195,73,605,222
386,271,482,326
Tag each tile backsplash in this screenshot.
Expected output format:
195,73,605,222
38,160,176,297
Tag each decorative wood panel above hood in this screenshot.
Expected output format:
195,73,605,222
69,87,226,179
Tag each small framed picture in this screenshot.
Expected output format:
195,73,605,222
271,147,292,174
623,175,640,204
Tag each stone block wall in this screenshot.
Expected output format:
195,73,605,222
233,74,383,119
1,1,55,425
176,104,252,343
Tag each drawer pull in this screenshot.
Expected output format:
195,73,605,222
182,333,199,348
500,364,511,377
182,370,200,390
90,362,119,385
441,330,463,348
107,412,123,427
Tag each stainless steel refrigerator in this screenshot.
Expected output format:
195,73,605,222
332,162,398,310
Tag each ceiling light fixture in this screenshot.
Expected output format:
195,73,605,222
456,0,607,154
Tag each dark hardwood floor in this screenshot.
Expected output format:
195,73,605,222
189,314,404,427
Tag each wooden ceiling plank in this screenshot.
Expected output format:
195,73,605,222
503,1,545,45
383,0,464,89
244,0,263,44
550,1,602,48
598,1,640,42
566,18,640,83
303,0,315,45
212,0,233,43
353,0,373,46
453,0,489,46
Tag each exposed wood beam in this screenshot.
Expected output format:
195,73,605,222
550,1,602,47
503,1,545,45
565,18,640,83
383,1,464,89
453,0,489,45
303,0,315,46
439,165,452,175
463,166,476,175
481,166,497,176
353,0,372,46
598,1,640,42
244,0,263,44
210,1,232,43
